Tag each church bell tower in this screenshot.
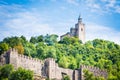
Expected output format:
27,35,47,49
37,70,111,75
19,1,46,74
76,15,85,43
60,14,85,43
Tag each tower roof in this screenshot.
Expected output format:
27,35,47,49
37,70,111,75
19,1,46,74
78,14,82,23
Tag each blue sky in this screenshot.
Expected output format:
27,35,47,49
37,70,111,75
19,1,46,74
0,0,120,44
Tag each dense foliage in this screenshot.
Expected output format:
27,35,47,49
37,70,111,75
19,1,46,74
0,64,33,80
0,64,13,80
63,75,70,80
9,67,33,80
0,34,120,79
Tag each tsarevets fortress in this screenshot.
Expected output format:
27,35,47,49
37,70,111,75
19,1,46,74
0,49,107,80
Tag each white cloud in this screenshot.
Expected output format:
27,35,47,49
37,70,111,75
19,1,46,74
0,1,120,45
106,0,116,8
0,3,69,41
86,23,120,44
65,0,120,14
66,0,79,6
84,0,120,14
115,5,120,13
0,9,58,40
1,9,120,44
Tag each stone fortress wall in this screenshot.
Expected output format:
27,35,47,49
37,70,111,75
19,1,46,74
80,65,108,80
9,48,42,75
0,49,107,80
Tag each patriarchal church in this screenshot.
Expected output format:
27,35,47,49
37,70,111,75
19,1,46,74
60,15,85,43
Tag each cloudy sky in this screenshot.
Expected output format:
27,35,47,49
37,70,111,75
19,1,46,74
0,0,120,44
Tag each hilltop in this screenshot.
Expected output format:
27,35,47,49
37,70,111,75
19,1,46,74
0,34,120,79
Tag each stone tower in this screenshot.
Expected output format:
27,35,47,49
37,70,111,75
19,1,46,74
61,15,85,43
75,15,85,43
45,58,56,79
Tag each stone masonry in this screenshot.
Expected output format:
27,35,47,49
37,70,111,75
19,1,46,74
0,49,107,80
60,15,85,43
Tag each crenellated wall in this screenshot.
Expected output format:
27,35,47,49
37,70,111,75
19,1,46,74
0,49,108,80
5,48,43,75
80,65,108,80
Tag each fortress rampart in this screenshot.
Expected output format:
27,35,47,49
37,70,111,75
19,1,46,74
80,65,108,80
0,49,107,80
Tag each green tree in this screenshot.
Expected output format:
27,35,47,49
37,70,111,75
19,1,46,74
63,75,70,80
59,36,81,45
14,44,24,54
36,42,47,59
3,36,21,48
58,56,69,68
0,43,9,55
9,67,33,80
24,42,37,57
37,35,44,42
68,56,77,69
83,69,95,80
44,34,58,46
20,35,28,45
0,64,13,80
46,46,57,59
20,35,27,42
30,36,37,44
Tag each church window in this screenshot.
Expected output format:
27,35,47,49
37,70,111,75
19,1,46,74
81,28,83,31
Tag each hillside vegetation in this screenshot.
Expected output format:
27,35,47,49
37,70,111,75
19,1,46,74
0,34,120,79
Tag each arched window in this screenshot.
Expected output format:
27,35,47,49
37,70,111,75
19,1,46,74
81,28,83,31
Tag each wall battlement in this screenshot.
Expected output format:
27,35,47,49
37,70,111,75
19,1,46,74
44,58,55,62
0,49,108,80
81,65,107,73
9,48,18,53
9,48,43,64
81,65,108,79
17,54,42,63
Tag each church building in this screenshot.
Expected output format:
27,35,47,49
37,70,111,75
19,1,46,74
60,15,85,43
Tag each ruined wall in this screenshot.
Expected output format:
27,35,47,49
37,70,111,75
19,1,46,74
17,54,42,75
44,58,63,80
0,49,108,80
60,68,74,80
44,58,76,80
2,49,43,75
80,65,108,80
73,70,80,80
0,52,7,66
44,58,80,80
44,58,56,79
9,49,18,69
